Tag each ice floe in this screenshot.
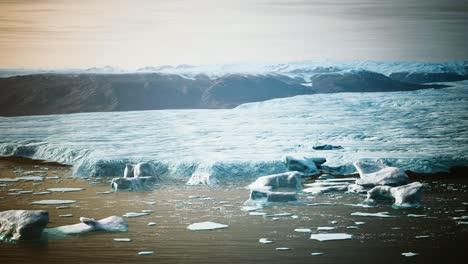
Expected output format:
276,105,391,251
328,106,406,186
317,226,336,231
47,188,84,192
354,161,409,186
275,247,291,251
366,182,423,208
113,238,132,242
259,238,274,244
310,233,353,241
351,212,394,218
138,251,154,256
294,228,312,233
310,252,324,256
187,221,228,231
31,200,77,205
123,212,149,218
401,252,418,257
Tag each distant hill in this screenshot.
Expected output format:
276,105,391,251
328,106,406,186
0,71,445,116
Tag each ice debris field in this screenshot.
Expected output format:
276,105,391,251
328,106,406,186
0,81,467,179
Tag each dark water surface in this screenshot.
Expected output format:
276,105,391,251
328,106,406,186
0,159,467,264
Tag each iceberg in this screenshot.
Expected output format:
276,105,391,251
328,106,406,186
366,182,424,208
354,161,409,186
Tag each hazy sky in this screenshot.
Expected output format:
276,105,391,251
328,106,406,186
0,0,467,68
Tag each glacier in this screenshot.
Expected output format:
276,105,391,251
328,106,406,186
0,81,467,179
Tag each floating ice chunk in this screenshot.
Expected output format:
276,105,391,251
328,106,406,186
351,212,394,218
111,176,158,191
344,203,375,208
249,171,302,191
138,251,154,256
452,216,468,220
307,202,337,206
123,212,149,218
249,189,298,203
317,226,336,231
187,221,228,231
457,221,468,225
310,252,324,256
415,235,431,238
45,216,128,237
46,176,60,180
407,214,426,218
15,176,44,181
259,238,274,244
310,233,353,241
18,190,33,194
291,215,299,219
48,188,84,193
142,210,154,213
265,213,293,217
144,201,157,205
33,192,51,195
241,205,263,212
366,182,423,208
354,161,408,186
186,172,219,186
59,214,73,217
189,195,209,199
303,185,349,194
275,247,291,251
113,238,132,242
147,222,157,226
294,228,312,233
355,222,365,225
401,252,418,257
281,155,321,174
96,191,113,195
249,212,267,216
330,220,337,224
0,178,19,182
347,226,359,229
31,200,77,205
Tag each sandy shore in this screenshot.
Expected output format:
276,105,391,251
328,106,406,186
0,157,467,264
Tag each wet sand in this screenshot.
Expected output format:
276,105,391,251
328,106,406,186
0,157,467,264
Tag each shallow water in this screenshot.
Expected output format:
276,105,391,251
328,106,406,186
1,160,468,263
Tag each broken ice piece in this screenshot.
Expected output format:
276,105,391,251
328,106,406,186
401,252,418,257
48,188,84,192
142,210,154,213
249,212,266,216
259,238,273,244
114,238,132,242
275,248,291,251
138,251,154,256
407,214,426,218
415,235,431,239
187,222,228,231
310,233,353,241
123,212,149,218
317,226,336,231
351,212,394,218
294,228,312,233
31,200,76,205
147,222,157,226
355,222,365,225
59,214,73,217
310,252,324,256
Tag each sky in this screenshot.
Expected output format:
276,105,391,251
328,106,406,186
0,0,467,69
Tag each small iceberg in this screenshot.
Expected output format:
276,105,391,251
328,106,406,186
351,212,394,218
354,161,408,186
310,233,353,241
187,221,229,231
275,247,291,251
366,182,424,209
31,200,77,205
401,252,418,257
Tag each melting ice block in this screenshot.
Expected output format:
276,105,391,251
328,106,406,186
310,233,353,241
281,155,322,175
354,161,409,186
45,216,128,237
249,171,303,191
47,188,84,193
186,172,219,186
366,182,424,208
187,221,228,231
